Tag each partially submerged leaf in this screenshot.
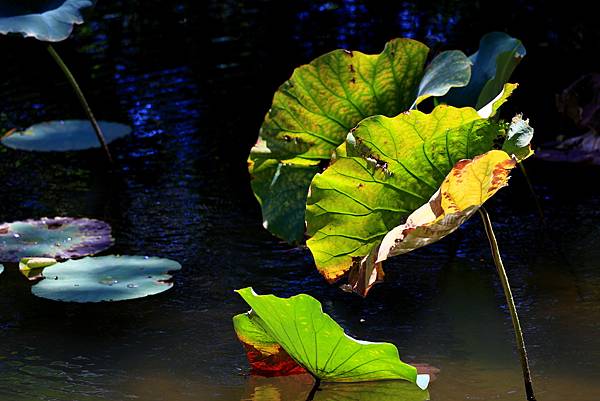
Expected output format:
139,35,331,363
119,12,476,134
249,38,429,242
234,287,429,388
443,32,526,109
378,150,516,262
31,255,182,302
0,0,93,42
1,120,131,152
414,50,472,107
0,217,114,263
19,257,57,281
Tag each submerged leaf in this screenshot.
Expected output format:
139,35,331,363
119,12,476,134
0,217,114,263
1,120,131,152
249,39,429,242
31,255,181,302
306,99,532,294
444,32,526,109
0,0,93,42
414,50,472,107
234,287,429,388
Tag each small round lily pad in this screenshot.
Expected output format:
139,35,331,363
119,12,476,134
1,120,131,152
0,217,114,262
32,255,182,302
0,1,93,42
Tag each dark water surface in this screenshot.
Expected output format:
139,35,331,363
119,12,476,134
1,1,599,400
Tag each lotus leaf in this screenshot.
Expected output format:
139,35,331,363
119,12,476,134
0,217,113,262
233,287,430,388
443,32,526,109
413,50,472,107
1,120,131,152
19,257,58,280
0,1,93,42
31,255,182,302
249,38,430,242
306,95,532,294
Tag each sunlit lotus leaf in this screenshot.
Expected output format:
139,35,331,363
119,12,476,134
0,217,113,263
306,96,532,294
19,257,57,281
414,50,472,107
1,120,130,152
234,287,430,388
31,255,182,302
378,150,515,262
503,114,534,160
249,38,429,242
0,1,93,42
443,32,526,109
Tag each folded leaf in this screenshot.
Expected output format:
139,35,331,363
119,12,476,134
378,150,515,262
443,32,526,109
233,287,429,388
307,101,510,284
414,50,472,107
249,38,429,242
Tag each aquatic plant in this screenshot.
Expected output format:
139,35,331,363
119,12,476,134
248,32,524,244
233,287,430,397
27,255,181,302
1,120,131,152
248,32,536,400
0,0,122,161
0,217,114,262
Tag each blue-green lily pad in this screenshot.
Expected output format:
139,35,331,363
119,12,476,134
32,256,181,302
0,217,113,262
0,1,93,42
1,120,131,152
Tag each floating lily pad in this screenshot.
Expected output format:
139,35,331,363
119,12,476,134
1,120,131,152
0,1,93,42
31,255,182,302
0,217,114,262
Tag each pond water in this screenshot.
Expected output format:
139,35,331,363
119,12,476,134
1,1,599,400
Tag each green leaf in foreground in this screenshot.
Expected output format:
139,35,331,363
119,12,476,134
249,38,429,242
233,287,430,388
306,86,532,293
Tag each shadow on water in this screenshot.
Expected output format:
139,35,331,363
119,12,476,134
1,1,600,400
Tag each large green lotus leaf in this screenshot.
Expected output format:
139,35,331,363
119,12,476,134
0,1,92,42
0,217,113,263
306,90,530,286
234,287,429,388
414,50,472,106
249,38,430,243
31,255,181,302
443,32,525,109
1,120,131,152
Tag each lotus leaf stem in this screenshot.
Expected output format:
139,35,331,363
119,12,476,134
305,377,320,401
46,44,113,163
479,207,536,401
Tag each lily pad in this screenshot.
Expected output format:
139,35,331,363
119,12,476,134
305,90,533,294
1,120,131,152
31,255,182,302
0,0,93,42
234,287,429,388
249,38,429,243
443,32,526,109
0,217,113,262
